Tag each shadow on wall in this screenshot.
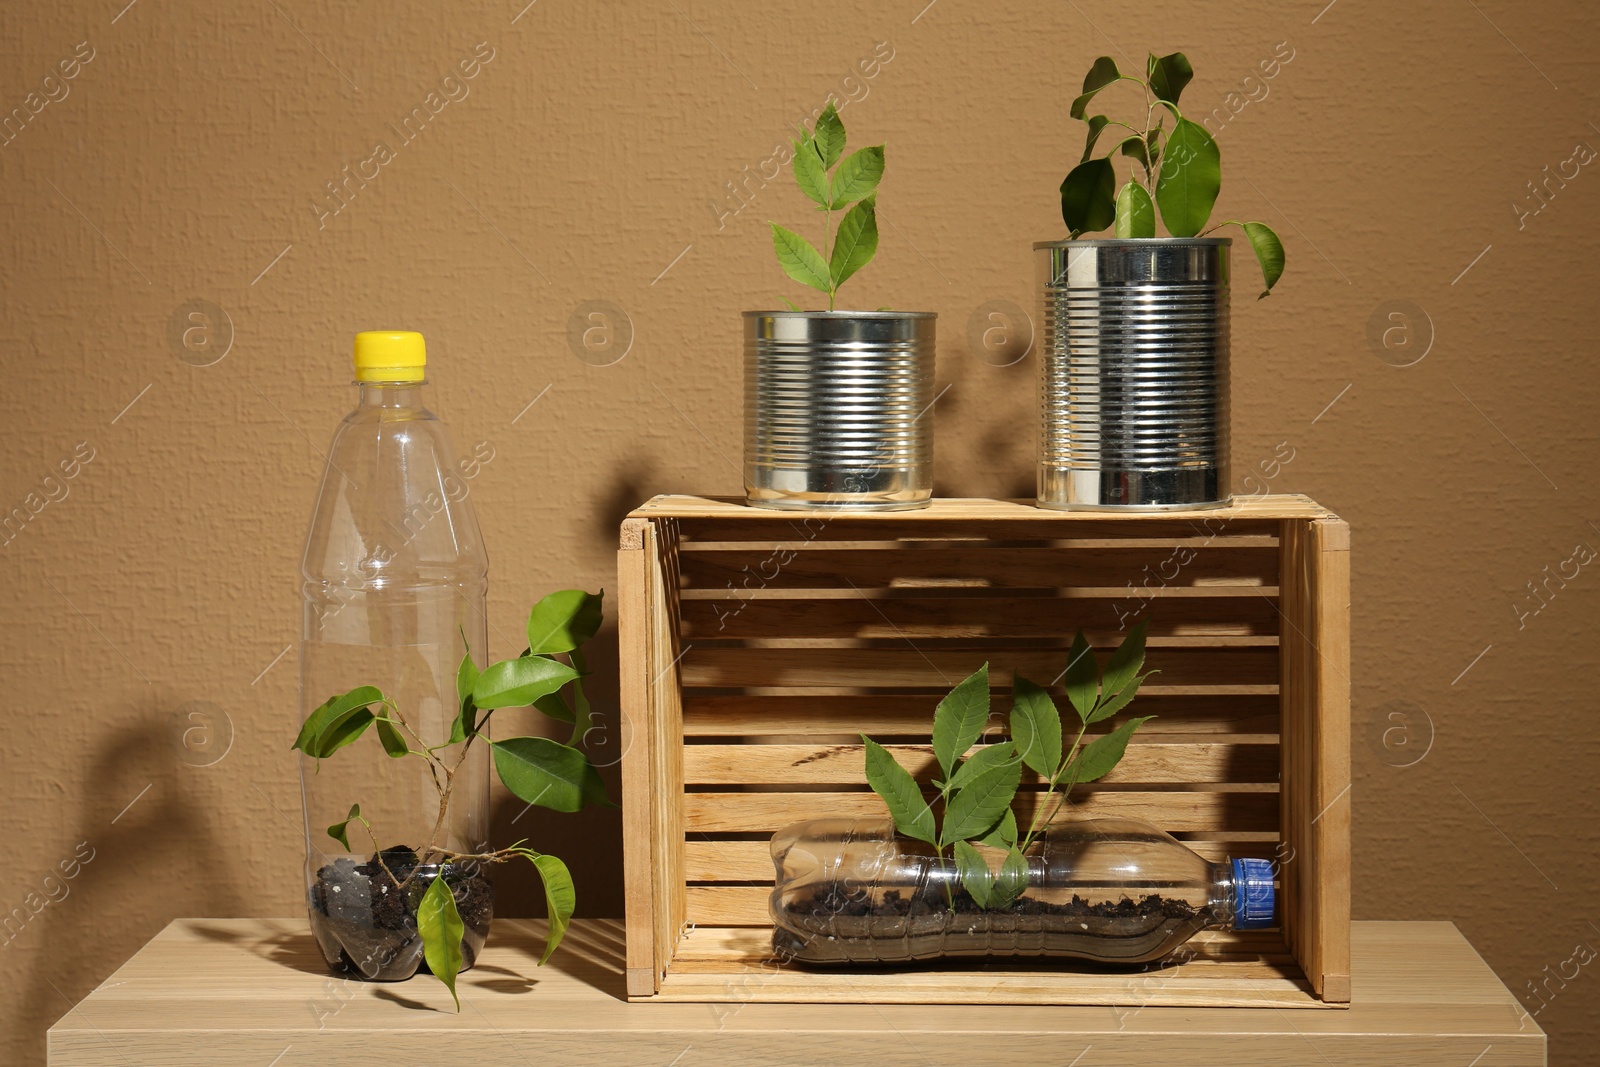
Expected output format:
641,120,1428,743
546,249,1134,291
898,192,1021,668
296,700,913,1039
933,342,1036,500
593,462,657,546
487,467,648,919
489,619,625,921
17,707,247,1058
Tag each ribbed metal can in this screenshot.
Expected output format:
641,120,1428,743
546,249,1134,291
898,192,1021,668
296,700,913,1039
744,311,936,511
1035,238,1231,510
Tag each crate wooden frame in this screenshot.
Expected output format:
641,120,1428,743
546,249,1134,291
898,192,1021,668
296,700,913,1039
618,495,1350,1007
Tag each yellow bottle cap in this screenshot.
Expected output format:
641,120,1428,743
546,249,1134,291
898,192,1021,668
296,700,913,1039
353,331,426,382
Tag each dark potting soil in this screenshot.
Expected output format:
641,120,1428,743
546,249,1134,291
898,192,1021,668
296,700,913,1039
774,882,1217,966
307,847,494,980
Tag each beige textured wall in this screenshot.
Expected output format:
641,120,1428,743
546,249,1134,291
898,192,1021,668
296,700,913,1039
3,0,1597,1062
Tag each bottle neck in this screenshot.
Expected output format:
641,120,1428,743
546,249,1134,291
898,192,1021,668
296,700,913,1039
357,380,428,409
1212,857,1275,931
1210,861,1239,929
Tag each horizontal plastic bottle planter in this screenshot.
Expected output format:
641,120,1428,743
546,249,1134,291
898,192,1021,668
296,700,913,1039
769,817,1273,965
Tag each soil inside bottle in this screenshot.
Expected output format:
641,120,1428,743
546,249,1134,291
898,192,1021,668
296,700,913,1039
774,879,1220,965
308,848,494,980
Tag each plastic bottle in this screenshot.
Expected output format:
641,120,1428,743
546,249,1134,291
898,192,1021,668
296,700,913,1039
769,817,1274,965
298,331,492,979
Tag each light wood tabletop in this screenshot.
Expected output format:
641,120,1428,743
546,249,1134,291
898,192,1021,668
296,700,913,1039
47,919,1544,1066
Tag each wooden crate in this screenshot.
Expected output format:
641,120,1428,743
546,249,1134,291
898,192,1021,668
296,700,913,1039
617,496,1350,1008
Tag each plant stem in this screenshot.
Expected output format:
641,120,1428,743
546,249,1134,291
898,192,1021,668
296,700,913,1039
824,201,834,311
381,700,450,789
1021,720,1087,852
356,815,405,887
414,705,502,868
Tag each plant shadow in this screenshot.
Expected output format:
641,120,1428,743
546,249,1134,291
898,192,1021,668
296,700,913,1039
23,710,249,1060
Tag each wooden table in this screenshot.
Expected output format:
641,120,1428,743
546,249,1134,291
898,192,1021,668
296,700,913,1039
48,919,1544,1066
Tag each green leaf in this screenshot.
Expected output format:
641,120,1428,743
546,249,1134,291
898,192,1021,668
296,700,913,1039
456,650,479,704
313,709,376,759
931,664,991,779
1147,51,1194,105
473,655,581,710
1086,670,1155,723
1114,180,1156,239
450,651,479,743
1063,631,1099,722
953,840,993,909
975,808,1018,849
1009,675,1062,778
947,741,1018,792
791,137,830,208
1080,114,1110,162
1099,621,1148,702
990,846,1030,910
1061,716,1155,785
1116,134,1152,171
326,803,360,850
375,718,409,758
862,737,936,846
491,736,612,813
529,853,577,964
827,145,884,208
570,648,592,728
417,875,464,1011
1060,157,1116,236
293,685,384,757
770,224,833,295
526,589,604,655
1242,221,1286,298
533,692,575,724
942,759,1022,846
1069,56,1120,119
828,197,879,290
813,101,845,168
1154,118,1221,237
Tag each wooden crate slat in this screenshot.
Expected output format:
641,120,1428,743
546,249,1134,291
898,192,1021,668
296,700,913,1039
631,493,1330,543
679,646,1278,689
680,584,1280,602
682,594,1281,640
678,534,1284,551
678,545,1280,590
683,741,1279,787
652,957,1319,1008
673,518,1294,544
681,790,1278,834
681,693,1282,738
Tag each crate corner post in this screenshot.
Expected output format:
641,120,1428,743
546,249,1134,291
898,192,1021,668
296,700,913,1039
1280,512,1352,1004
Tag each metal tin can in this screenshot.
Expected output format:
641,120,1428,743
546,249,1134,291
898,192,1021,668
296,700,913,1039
743,311,936,511
1035,238,1231,510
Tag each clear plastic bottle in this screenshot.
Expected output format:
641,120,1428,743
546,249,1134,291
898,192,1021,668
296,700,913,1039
298,331,492,980
769,817,1274,965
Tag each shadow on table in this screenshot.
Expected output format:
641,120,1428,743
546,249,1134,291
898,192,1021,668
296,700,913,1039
483,917,630,1001
181,915,627,1006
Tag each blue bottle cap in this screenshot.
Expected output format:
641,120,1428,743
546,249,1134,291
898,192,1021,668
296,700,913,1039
1231,857,1276,930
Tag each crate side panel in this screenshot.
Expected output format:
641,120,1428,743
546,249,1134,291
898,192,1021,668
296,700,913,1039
617,522,657,996
1280,517,1352,1003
